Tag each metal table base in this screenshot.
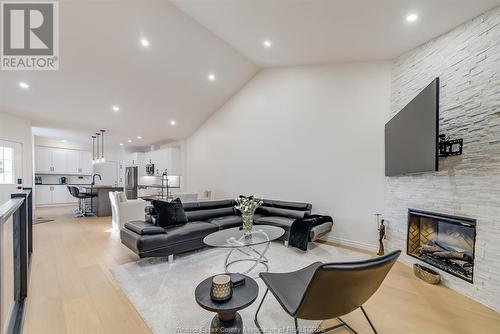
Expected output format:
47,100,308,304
223,230,270,278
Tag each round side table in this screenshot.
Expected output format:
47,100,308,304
195,274,259,334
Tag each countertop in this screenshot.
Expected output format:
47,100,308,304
36,183,91,186
81,185,123,189
138,184,181,189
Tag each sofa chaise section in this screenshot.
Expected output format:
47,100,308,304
121,220,218,258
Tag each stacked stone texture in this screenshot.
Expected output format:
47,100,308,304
387,6,500,311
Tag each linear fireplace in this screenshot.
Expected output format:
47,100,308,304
407,209,476,283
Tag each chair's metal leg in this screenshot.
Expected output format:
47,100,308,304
312,320,349,334
294,318,299,334
360,306,378,334
254,288,268,334
168,254,174,263
337,317,358,334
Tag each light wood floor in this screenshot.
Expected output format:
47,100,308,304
24,206,500,334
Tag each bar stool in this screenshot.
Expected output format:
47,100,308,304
67,186,97,217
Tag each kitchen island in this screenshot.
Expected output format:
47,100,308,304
82,185,123,217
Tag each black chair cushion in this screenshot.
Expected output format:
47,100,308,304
125,221,166,235
152,198,188,227
260,262,322,316
254,216,296,228
207,215,243,229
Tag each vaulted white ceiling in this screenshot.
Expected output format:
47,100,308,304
1,0,498,147
172,0,500,66
0,0,258,147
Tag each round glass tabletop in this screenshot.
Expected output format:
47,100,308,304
203,225,285,248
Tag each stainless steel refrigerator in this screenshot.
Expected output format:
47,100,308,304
125,166,138,199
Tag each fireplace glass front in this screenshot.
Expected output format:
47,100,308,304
407,209,476,283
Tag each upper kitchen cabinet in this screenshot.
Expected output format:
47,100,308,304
78,151,93,175
149,147,181,175
124,152,145,167
35,146,93,175
34,146,52,173
65,149,80,174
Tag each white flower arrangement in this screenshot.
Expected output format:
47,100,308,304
234,195,263,215
235,196,263,235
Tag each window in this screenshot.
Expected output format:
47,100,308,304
0,146,14,184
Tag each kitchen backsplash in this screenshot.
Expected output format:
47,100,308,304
139,175,181,187
35,174,92,185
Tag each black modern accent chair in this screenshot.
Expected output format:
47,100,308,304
254,250,401,334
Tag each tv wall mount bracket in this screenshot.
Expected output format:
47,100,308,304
439,134,463,157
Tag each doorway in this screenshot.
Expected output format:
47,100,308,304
0,140,23,204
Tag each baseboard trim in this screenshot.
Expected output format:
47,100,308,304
323,235,379,253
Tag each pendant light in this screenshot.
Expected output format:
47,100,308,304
95,132,100,164
100,129,106,163
91,135,96,164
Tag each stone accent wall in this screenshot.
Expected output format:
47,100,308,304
386,6,500,311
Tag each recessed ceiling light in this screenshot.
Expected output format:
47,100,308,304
208,73,216,82
112,105,120,112
263,40,272,48
140,38,149,47
406,14,418,22
19,82,29,89
119,143,123,146
127,139,132,143
170,120,176,126
61,139,67,143
137,136,142,139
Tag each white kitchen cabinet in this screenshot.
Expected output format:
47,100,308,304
65,149,80,174
35,185,52,205
79,151,93,175
52,185,74,204
144,151,152,165
35,185,77,205
150,150,161,174
124,149,181,177
35,146,93,175
34,146,52,173
123,152,144,166
132,152,145,167
51,148,68,173
147,147,181,176
123,152,145,178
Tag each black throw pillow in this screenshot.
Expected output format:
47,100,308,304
151,198,188,227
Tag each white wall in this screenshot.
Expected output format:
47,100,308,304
187,62,391,247
0,112,33,203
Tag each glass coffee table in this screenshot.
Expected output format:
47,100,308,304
203,225,285,278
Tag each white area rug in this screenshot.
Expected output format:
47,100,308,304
111,242,369,334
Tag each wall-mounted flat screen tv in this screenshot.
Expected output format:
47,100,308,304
385,78,439,176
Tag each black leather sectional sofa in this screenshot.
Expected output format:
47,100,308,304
120,199,333,258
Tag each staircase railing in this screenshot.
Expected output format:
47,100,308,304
0,188,33,334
